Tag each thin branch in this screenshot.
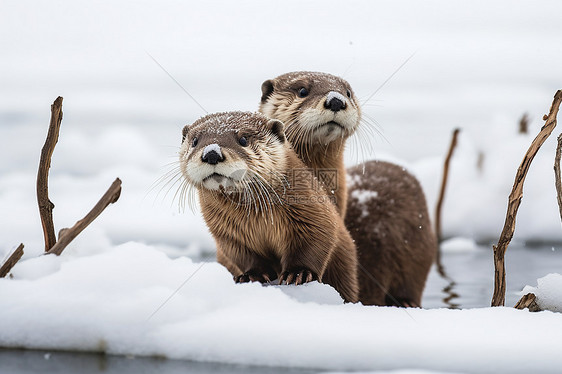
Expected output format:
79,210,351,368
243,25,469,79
491,90,562,307
46,178,122,256
519,113,529,134
0,244,24,278
435,128,461,244
37,96,63,252
555,133,562,226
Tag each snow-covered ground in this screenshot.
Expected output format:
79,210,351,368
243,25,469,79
2,243,562,373
1,1,562,372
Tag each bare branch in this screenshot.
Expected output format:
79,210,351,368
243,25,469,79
555,134,562,226
435,128,461,244
491,90,562,307
519,113,529,134
0,244,24,278
37,96,63,252
46,178,122,256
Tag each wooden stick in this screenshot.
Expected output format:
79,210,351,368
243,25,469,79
491,90,562,307
0,244,24,278
555,133,562,226
46,178,122,256
514,293,541,312
37,96,63,252
435,128,461,244
519,113,529,134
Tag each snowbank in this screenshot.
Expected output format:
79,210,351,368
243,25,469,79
1,243,561,373
522,273,562,313
440,237,479,253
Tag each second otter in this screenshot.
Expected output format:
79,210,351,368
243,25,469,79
179,111,359,303
259,71,436,307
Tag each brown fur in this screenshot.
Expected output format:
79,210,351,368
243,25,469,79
346,161,436,307
180,111,359,302
259,71,361,218
259,72,437,307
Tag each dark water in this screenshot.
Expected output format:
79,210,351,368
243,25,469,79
2,245,561,373
423,243,562,309
0,349,320,374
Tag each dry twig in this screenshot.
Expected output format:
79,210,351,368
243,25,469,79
435,128,461,244
514,293,541,312
491,90,562,307
46,178,122,256
554,133,562,226
0,244,24,278
519,113,529,134
37,96,63,252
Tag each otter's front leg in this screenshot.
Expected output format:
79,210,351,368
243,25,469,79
217,240,277,284
278,239,331,285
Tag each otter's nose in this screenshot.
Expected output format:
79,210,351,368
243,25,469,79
202,144,224,165
324,91,347,112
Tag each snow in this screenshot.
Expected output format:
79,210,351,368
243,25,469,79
326,91,347,105
1,242,562,373
522,273,562,313
350,189,379,205
1,0,562,371
440,237,479,253
202,143,222,159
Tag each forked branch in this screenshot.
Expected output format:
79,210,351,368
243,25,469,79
46,178,122,256
491,90,562,307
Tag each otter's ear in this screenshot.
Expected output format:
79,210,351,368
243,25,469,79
260,79,274,103
182,125,189,144
266,119,285,143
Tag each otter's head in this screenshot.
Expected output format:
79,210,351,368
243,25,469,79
259,71,361,150
180,111,287,194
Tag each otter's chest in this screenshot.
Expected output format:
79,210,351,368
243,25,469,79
202,201,291,257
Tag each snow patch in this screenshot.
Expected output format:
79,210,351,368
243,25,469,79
521,273,562,312
202,143,222,159
440,237,479,253
351,189,379,205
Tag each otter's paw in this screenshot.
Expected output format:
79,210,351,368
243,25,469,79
278,268,317,285
234,270,274,284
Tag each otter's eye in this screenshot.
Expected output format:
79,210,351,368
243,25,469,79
191,137,198,147
239,136,248,147
297,87,309,98
346,89,352,98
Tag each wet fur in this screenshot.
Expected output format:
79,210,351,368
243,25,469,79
180,111,359,302
259,72,437,307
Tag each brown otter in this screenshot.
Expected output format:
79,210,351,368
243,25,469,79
260,72,361,218
259,71,436,307
179,111,359,303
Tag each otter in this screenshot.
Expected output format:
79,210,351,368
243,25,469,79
179,111,359,303
260,72,360,218
259,71,436,307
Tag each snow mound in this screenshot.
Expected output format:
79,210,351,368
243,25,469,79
440,237,479,253
1,243,562,372
522,273,562,312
